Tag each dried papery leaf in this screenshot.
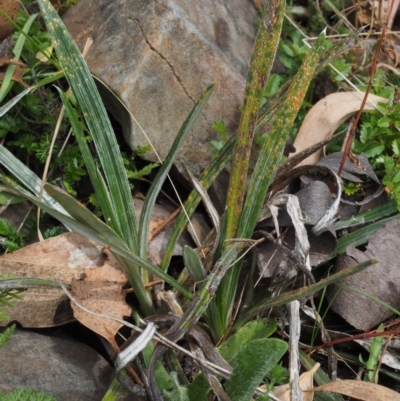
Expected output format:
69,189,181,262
318,152,385,206
258,165,340,276
0,0,19,40
290,92,387,166
71,257,131,347
328,220,400,331
273,362,320,401
6,65,28,88
257,194,312,286
0,232,108,327
313,380,400,400
318,152,380,184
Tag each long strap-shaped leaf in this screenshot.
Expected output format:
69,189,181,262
216,30,327,338
37,0,138,252
224,0,285,240
161,32,357,273
58,89,119,232
233,259,376,331
138,84,214,260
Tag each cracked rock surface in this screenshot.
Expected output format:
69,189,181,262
62,0,258,201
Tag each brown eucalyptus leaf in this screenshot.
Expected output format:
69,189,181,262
290,92,387,166
0,0,19,40
0,232,120,328
327,220,400,331
71,258,131,348
313,380,400,401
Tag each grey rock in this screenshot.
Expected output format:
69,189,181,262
62,0,258,199
0,329,114,401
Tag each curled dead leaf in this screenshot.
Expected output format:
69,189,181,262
291,92,387,166
0,0,19,40
71,259,131,348
313,379,400,401
272,363,320,401
0,232,129,331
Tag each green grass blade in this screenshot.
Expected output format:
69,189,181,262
0,145,68,215
183,245,206,283
37,0,138,252
233,259,376,330
0,13,38,102
224,0,284,240
138,84,214,260
334,213,400,255
0,87,34,116
334,199,397,230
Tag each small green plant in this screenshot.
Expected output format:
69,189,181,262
0,218,25,252
210,120,230,153
352,77,400,209
0,0,380,400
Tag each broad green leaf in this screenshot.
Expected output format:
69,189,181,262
225,338,287,401
163,373,190,401
218,319,277,364
183,246,206,283
0,13,38,102
187,374,210,401
142,342,174,393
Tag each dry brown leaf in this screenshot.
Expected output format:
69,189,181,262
71,259,131,348
313,379,400,401
0,232,127,328
0,0,19,40
290,92,387,166
0,64,28,87
272,363,320,401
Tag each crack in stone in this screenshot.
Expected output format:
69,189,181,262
132,17,195,104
